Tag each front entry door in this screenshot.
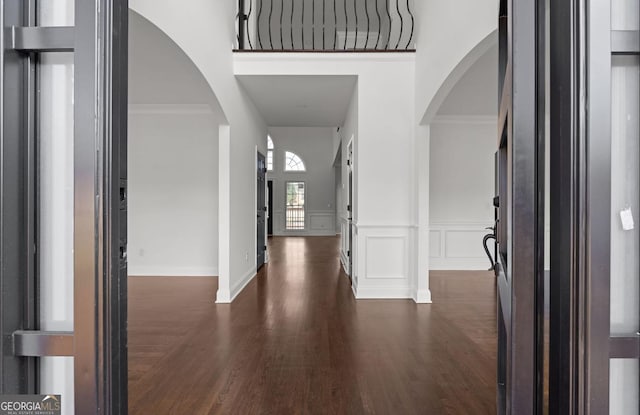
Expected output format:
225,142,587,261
257,152,266,269
0,0,128,413
496,0,545,413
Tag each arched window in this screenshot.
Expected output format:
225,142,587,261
284,151,306,172
267,136,274,171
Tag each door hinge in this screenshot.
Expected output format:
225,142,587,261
347,204,351,212
347,250,351,257
347,160,351,166
263,206,268,212
263,167,268,174
263,245,267,252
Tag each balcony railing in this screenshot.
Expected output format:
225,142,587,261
236,0,415,51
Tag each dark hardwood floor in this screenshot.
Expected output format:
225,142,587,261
128,236,497,414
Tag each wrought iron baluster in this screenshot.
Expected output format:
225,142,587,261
322,0,326,50
333,0,338,49
247,0,254,49
279,0,284,49
353,0,358,49
405,0,414,49
365,0,370,49
238,1,244,49
375,0,382,49
384,0,391,49
257,0,264,49
268,0,274,49
394,0,403,49
290,0,295,49
343,0,348,49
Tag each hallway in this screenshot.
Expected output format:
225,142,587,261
128,236,497,414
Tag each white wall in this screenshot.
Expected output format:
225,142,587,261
130,1,268,303
428,119,496,270
128,108,219,276
268,127,336,235
128,11,223,278
414,0,497,123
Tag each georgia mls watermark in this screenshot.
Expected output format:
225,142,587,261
0,395,61,415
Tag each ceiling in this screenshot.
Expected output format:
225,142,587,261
237,75,357,127
437,44,499,117
129,11,225,121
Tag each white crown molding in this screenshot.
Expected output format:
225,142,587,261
128,103,213,115
431,114,498,125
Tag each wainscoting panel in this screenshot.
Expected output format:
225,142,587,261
365,236,406,279
429,231,442,257
309,212,334,232
353,225,413,299
429,222,493,270
445,230,488,258
273,210,336,236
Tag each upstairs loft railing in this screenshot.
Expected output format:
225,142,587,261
236,0,415,51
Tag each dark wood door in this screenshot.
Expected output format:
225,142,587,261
347,144,353,278
267,180,273,235
257,153,266,269
496,0,545,413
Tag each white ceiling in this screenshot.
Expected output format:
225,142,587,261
129,11,225,121
237,75,357,127
437,44,499,117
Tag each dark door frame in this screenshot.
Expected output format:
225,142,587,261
496,0,546,413
267,180,273,235
257,152,266,269
549,0,639,411
0,0,128,413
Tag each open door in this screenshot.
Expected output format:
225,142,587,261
496,0,546,413
347,140,354,281
267,180,273,235
550,0,640,411
257,152,266,269
0,0,128,413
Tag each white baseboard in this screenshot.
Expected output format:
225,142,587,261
413,289,433,304
353,285,413,300
216,267,257,304
128,266,218,277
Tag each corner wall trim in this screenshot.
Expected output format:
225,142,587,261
216,267,257,304
413,289,432,304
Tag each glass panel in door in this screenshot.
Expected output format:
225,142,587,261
610,53,639,415
38,1,75,414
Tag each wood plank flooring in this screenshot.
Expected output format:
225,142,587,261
128,236,497,414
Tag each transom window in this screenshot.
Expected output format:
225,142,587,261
267,136,274,171
285,151,306,172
